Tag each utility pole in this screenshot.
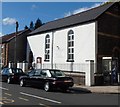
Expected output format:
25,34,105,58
14,21,19,68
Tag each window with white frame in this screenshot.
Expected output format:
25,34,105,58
45,34,50,61
67,30,74,62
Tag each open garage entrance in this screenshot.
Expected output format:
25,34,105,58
102,48,120,85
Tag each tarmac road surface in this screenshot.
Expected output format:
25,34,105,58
0,82,119,107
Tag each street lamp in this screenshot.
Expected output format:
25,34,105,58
14,21,19,68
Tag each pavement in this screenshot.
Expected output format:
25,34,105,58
73,84,120,94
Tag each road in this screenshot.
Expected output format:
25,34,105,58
0,79,119,107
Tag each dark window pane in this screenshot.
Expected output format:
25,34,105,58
72,35,74,40
46,34,50,38
68,42,71,47
72,48,74,53
68,48,70,53
71,41,74,47
72,54,74,59
48,39,50,43
68,36,71,40
68,30,74,34
46,44,50,48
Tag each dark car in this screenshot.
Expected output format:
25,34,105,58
1,68,26,84
19,69,74,92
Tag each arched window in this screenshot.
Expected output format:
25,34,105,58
45,34,50,61
67,30,74,62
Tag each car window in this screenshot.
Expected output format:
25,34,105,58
2,68,9,74
9,69,12,73
34,70,41,76
28,70,36,76
46,70,52,77
41,70,47,77
1,69,5,74
50,70,65,77
12,68,23,73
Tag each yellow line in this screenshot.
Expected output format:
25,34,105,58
18,97,29,101
5,93,12,96
3,99,14,103
0,102,4,104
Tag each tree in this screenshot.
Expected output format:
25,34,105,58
34,18,42,29
24,25,29,30
29,21,34,30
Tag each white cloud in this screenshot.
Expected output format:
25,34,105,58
3,17,17,25
64,12,72,17
64,3,101,17
0,32,3,37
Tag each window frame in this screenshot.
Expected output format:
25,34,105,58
67,30,74,62
44,34,50,62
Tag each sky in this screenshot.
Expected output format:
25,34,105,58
1,1,109,36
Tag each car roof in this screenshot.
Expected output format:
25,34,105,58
3,68,23,70
35,69,61,71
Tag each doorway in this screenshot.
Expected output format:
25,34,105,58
102,57,118,85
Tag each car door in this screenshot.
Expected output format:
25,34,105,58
2,68,9,81
2,68,6,81
32,69,42,86
26,70,35,85
40,70,48,86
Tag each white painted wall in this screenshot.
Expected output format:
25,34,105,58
53,22,96,64
27,32,52,65
27,22,96,72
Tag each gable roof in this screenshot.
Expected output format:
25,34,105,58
29,2,115,36
1,29,30,43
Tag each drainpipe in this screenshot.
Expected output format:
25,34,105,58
51,31,54,69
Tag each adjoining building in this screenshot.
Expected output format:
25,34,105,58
27,2,120,86
0,29,32,71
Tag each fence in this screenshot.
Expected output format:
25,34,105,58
35,63,90,73
8,61,95,86
8,62,28,72
35,61,95,86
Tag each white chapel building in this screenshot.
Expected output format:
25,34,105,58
27,2,120,86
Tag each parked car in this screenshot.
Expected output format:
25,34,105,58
19,69,74,92
1,68,26,84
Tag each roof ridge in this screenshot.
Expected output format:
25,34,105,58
29,2,116,36
45,2,114,24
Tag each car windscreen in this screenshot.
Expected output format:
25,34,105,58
12,68,23,73
50,70,65,77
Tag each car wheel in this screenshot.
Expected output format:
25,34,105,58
20,79,25,87
44,82,50,92
7,77,11,84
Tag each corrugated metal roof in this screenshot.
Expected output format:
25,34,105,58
29,2,115,36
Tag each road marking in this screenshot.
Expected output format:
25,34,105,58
0,101,4,104
20,92,61,104
0,97,14,104
3,99,14,104
18,97,29,101
39,103,50,107
4,93,12,96
0,87,9,91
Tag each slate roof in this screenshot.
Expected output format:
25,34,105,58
1,29,30,43
29,2,115,36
